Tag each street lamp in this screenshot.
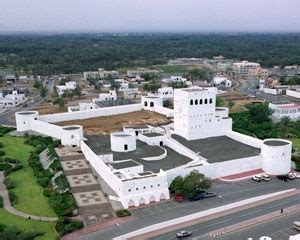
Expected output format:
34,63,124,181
117,223,124,240
218,195,227,235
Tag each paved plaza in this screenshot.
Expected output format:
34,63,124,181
74,190,108,207
61,159,89,171
66,173,98,187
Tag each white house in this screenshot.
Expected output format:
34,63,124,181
56,81,77,96
0,91,27,108
286,89,300,99
269,102,300,122
213,76,232,88
162,76,187,83
148,87,174,99
95,90,117,102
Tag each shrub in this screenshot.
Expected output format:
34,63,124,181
0,163,11,172
4,178,15,190
8,190,17,205
49,193,76,216
0,196,3,208
0,224,44,239
50,159,62,172
116,209,131,218
55,217,83,236
0,150,5,157
0,142,3,148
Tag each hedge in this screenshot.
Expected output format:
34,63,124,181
55,217,83,236
116,209,131,218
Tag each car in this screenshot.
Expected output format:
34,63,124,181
188,193,204,201
261,174,270,182
288,172,297,180
22,104,28,108
175,194,184,202
252,175,262,182
202,192,217,198
277,175,289,181
176,231,192,238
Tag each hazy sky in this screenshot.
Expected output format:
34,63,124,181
1,0,300,32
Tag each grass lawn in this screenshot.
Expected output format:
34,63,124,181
0,209,58,240
291,138,300,149
0,135,56,217
154,64,191,74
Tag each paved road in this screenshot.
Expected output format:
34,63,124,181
78,178,300,240
237,78,291,103
214,210,300,240
0,78,54,126
151,194,300,240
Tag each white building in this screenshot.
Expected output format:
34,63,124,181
174,87,232,140
213,76,232,88
96,90,117,102
0,91,27,108
148,87,174,99
127,68,159,78
233,61,260,77
162,76,187,83
56,81,77,96
84,68,119,80
286,89,300,99
269,102,300,122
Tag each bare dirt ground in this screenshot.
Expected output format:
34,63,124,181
32,103,67,115
56,110,171,135
224,99,264,112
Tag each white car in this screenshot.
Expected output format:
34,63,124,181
252,175,262,182
288,172,297,180
261,174,270,182
176,231,192,238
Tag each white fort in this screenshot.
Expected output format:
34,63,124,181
174,87,232,140
15,86,292,208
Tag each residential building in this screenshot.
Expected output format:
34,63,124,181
56,81,77,96
0,90,27,108
269,102,300,122
233,61,260,78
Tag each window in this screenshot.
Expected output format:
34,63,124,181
136,188,139,190
150,185,153,188
195,99,198,105
190,99,193,105
128,189,131,192
209,98,213,104
150,102,154,107
143,186,146,189
157,184,160,187
124,144,128,151
205,99,208,104
200,99,203,105
144,101,148,107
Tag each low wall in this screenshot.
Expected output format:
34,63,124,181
142,147,167,161
80,141,123,196
286,89,300,99
154,106,174,117
226,130,263,149
30,120,63,139
38,104,142,123
166,155,262,183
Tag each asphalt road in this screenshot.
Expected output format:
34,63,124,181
79,178,300,240
0,78,54,126
237,78,291,103
151,194,300,240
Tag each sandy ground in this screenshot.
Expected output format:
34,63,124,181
56,110,171,135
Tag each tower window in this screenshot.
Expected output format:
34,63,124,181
205,99,208,104
200,99,203,105
195,99,198,105
190,100,193,105
209,98,213,104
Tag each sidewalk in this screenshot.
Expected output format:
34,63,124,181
114,188,299,240
219,168,263,182
0,171,58,222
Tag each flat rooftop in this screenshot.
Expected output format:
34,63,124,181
172,135,261,163
264,140,289,146
109,160,140,169
124,125,149,130
143,132,163,137
85,135,192,173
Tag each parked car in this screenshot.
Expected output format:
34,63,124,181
277,175,289,181
288,172,297,180
261,174,270,182
202,192,217,198
176,231,192,238
252,175,262,182
189,192,216,201
175,194,184,202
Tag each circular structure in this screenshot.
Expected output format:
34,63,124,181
110,132,136,152
261,139,292,175
142,96,163,108
61,125,83,146
15,111,39,131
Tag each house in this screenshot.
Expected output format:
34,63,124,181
56,81,77,96
213,76,232,88
0,90,27,108
269,102,300,122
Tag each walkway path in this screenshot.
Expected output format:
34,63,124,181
0,171,58,222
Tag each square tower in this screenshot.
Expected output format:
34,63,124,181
174,87,223,140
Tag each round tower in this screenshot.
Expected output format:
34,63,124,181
15,111,39,132
110,132,136,152
61,125,83,146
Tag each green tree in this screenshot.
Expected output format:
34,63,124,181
73,86,82,98
246,103,273,124
216,96,224,107
33,80,41,89
279,116,291,138
169,176,184,194
40,86,48,98
168,81,188,89
53,97,65,109
228,100,235,110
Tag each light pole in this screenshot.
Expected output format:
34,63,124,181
218,195,227,235
117,223,124,240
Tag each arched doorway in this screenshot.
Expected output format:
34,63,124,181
159,193,166,201
144,101,148,107
139,197,146,206
128,199,135,208
149,195,156,203
150,102,154,107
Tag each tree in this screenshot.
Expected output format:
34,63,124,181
53,97,65,109
169,176,184,194
73,86,82,98
33,80,41,89
143,80,160,92
216,96,224,107
170,170,211,198
246,103,274,124
168,81,187,89
279,116,291,138
40,86,48,98
228,100,235,110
